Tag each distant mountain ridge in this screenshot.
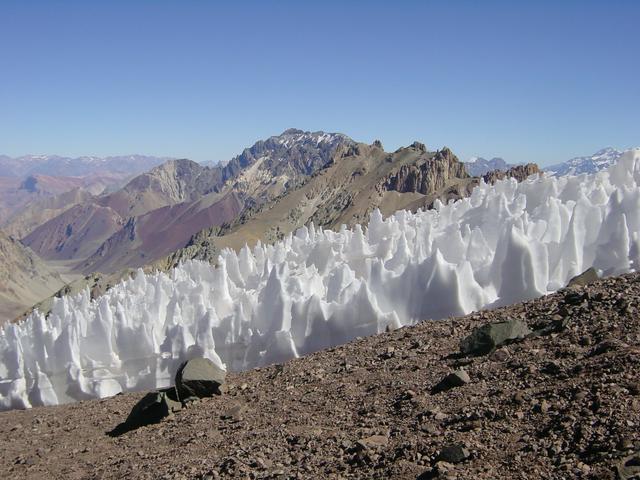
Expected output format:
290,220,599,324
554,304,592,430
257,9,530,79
0,154,172,233
465,156,515,176
545,147,625,176
20,129,354,276
0,154,170,178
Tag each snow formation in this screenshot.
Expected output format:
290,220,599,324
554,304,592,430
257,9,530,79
1,150,640,411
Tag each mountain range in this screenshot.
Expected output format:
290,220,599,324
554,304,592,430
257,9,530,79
4,134,629,324
0,154,169,178
464,156,514,176
545,147,625,176
0,155,171,233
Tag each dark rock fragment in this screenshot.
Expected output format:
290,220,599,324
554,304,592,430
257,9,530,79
460,318,531,356
436,443,470,463
431,370,470,394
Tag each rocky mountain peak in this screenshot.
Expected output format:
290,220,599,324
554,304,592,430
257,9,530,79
220,129,354,196
383,145,468,196
411,141,427,153
280,128,305,136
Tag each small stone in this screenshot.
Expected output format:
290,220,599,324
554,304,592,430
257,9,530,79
577,462,591,474
432,370,470,394
436,444,470,464
221,403,247,422
490,348,509,362
357,434,389,450
573,391,588,402
618,438,634,451
421,423,440,434
539,400,550,414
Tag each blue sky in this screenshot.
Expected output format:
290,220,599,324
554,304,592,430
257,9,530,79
0,1,638,166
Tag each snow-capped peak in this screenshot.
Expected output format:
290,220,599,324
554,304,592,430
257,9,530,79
545,147,627,176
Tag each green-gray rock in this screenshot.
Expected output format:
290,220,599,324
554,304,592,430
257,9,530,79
567,267,599,287
460,318,531,356
176,357,226,401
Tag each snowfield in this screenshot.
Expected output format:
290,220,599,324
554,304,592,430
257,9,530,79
1,149,639,410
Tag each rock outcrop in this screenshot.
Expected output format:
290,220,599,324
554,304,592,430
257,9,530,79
383,147,469,195
482,163,541,184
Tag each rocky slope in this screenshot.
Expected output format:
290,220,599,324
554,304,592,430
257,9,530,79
22,202,125,261
169,141,472,262
75,130,351,275
1,272,638,479
2,188,95,239
0,229,68,322
100,159,223,218
160,145,540,269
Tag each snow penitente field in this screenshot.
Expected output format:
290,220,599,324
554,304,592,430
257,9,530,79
2,150,639,411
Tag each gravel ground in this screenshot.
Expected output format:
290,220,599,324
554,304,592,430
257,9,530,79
1,273,639,479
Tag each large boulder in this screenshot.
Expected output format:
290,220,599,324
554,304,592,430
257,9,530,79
460,318,531,356
176,357,226,401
